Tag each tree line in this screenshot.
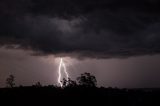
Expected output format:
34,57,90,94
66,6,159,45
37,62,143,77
6,72,97,88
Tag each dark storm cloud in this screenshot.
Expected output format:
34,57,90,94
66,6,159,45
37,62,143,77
1,0,160,58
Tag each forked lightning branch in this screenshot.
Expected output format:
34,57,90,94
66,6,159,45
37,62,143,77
58,58,69,87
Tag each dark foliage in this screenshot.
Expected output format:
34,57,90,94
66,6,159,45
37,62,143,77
61,78,77,88
77,72,97,87
32,82,42,88
0,87,160,106
6,75,15,88
1,73,160,106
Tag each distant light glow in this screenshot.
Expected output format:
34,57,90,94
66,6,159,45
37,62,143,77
58,58,69,87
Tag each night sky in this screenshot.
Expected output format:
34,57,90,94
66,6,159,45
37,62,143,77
0,0,160,88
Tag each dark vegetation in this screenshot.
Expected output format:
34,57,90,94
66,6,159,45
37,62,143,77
1,73,160,106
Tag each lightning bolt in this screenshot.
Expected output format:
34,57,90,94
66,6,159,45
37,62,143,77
58,58,69,87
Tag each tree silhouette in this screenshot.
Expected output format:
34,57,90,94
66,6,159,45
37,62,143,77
67,78,77,87
33,82,42,87
77,72,97,87
6,75,15,88
61,78,77,88
61,78,67,87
